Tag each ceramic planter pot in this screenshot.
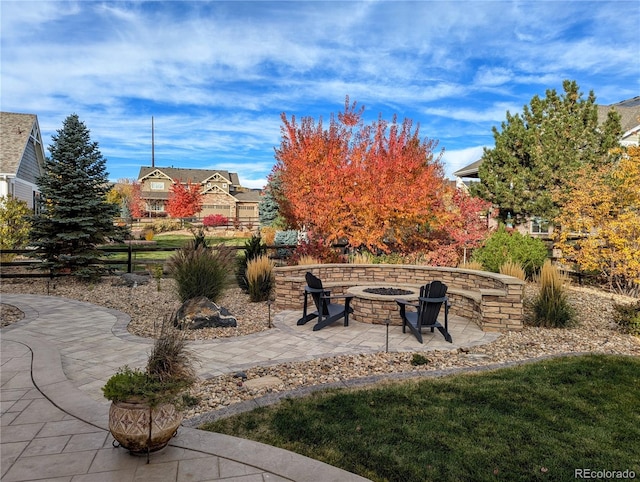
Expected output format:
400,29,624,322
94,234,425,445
108,400,182,454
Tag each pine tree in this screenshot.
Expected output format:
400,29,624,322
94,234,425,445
258,174,283,227
471,80,622,224
29,114,125,277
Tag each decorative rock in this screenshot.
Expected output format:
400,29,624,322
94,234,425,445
115,273,150,287
233,372,248,380
175,296,237,329
243,376,284,390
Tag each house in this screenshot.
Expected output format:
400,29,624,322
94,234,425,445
452,97,640,235
137,166,262,223
0,112,46,210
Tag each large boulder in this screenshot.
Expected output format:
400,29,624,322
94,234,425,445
174,296,237,329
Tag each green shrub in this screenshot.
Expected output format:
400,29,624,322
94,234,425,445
152,219,182,233
167,244,231,302
612,300,640,335
472,225,547,278
529,260,575,328
411,354,430,366
246,255,275,302
235,234,267,292
274,230,298,259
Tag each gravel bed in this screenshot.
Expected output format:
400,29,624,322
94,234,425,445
2,276,638,423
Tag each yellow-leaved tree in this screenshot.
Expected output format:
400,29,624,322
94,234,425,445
555,146,640,293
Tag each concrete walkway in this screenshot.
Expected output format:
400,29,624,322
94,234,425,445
1,293,499,481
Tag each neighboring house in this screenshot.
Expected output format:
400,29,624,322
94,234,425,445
0,112,46,210
453,97,640,236
137,166,262,223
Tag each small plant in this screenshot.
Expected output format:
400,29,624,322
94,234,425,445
236,234,267,292
529,260,575,328
246,255,275,302
499,260,526,280
150,264,164,291
411,354,430,366
167,244,230,302
144,229,155,241
102,316,197,407
188,226,209,250
612,300,640,335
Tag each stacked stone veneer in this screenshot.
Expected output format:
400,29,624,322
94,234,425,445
274,264,525,332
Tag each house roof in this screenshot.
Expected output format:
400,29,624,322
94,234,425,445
454,97,640,178
597,96,640,133
234,189,263,203
452,159,483,178
138,166,240,186
0,112,39,175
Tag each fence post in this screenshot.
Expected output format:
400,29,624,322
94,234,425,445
127,244,132,273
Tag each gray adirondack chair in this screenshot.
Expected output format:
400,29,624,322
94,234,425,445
297,272,354,331
396,280,452,343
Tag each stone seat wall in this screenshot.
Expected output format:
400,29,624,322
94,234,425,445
274,264,525,332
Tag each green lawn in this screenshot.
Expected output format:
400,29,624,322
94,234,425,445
200,354,640,482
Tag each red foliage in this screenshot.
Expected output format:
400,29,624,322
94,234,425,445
166,180,203,219
128,182,144,219
290,231,347,265
273,97,447,253
203,214,229,227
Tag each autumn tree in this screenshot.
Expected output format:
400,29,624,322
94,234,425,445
29,114,126,277
165,180,203,221
0,195,32,262
272,97,447,253
554,146,640,294
471,80,622,224
422,189,493,266
107,178,144,221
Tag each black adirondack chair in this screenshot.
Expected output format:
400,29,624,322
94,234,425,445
396,280,452,343
297,272,354,331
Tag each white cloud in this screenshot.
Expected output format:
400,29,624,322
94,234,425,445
442,146,487,179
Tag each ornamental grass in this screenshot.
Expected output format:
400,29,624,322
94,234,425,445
530,260,575,327
246,254,275,302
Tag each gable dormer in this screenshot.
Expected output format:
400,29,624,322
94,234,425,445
202,172,232,193
138,168,174,193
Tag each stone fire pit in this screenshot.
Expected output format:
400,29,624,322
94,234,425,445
347,285,421,325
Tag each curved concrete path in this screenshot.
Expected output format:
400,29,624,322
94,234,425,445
1,294,499,481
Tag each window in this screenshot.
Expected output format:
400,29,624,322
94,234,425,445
150,181,164,190
530,218,549,234
148,200,165,212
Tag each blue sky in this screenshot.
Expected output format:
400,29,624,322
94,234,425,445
2,1,638,188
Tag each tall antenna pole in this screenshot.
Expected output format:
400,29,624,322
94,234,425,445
151,116,155,168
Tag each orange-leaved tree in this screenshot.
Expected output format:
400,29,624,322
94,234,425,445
166,179,203,220
554,145,640,293
272,97,447,253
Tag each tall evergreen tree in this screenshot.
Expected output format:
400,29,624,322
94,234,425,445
30,114,125,277
258,173,283,227
471,80,622,224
